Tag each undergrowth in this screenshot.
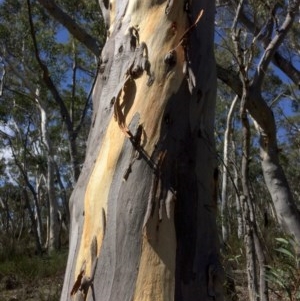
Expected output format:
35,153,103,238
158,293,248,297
0,248,67,301
0,249,68,281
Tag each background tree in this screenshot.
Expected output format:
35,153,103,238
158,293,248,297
215,0,300,299
0,0,101,253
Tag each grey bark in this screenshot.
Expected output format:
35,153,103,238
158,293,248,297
61,1,223,301
35,175,44,246
38,91,60,251
240,100,259,301
241,110,268,301
232,140,244,239
253,231,269,301
23,188,43,254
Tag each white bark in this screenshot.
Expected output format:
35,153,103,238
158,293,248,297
221,95,238,243
36,89,60,251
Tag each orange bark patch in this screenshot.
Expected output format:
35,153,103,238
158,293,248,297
74,118,126,277
132,213,176,301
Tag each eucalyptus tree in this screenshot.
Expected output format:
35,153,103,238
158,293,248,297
37,0,224,300
216,0,300,247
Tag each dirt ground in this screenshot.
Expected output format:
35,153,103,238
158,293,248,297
0,272,64,301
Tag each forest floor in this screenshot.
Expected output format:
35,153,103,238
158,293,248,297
0,250,67,301
0,249,293,301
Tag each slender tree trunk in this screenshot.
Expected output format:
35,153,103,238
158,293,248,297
253,231,268,301
55,163,70,225
232,140,244,239
243,197,258,301
240,102,259,301
23,188,43,254
221,95,238,244
35,176,44,246
241,103,268,301
38,94,60,252
0,196,11,234
69,135,80,183
61,1,223,301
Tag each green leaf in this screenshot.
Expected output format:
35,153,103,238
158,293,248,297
275,247,294,259
275,238,290,245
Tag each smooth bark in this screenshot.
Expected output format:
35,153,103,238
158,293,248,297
35,176,44,246
241,110,268,301
221,95,238,243
232,139,244,239
61,1,223,301
38,96,60,251
240,101,259,301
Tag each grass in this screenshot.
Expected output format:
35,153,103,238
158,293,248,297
0,249,68,301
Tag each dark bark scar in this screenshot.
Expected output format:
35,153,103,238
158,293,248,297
123,124,144,181
113,75,132,138
167,9,204,93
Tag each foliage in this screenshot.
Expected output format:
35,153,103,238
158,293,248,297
0,249,67,280
0,0,104,252
266,237,300,300
0,249,67,301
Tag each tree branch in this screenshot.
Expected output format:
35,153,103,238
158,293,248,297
216,63,243,96
36,0,100,57
253,0,300,89
238,2,300,87
27,0,73,133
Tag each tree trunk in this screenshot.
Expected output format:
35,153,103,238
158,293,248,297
38,95,60,252
240,103,259,301
232,140,244,239
248,89,300,246
35,176,44,247
23,188,43,254
241,103,268,301
61,1,223,300
221,95,238,244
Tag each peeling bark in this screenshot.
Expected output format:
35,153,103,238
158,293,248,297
61,1,222,300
